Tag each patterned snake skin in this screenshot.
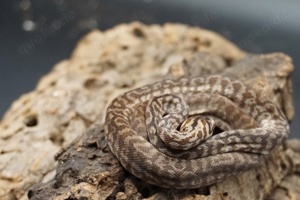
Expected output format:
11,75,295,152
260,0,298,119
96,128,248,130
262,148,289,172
104,75,289,189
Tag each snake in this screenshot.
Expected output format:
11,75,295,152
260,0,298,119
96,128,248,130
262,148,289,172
104,75,289,189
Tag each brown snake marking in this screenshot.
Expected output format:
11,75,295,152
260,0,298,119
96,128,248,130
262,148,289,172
104,75,289,189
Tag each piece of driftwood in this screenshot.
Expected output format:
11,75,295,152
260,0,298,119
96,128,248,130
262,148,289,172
0,22,298,200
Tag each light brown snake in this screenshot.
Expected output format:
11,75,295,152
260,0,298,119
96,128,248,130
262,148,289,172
104,75,289,189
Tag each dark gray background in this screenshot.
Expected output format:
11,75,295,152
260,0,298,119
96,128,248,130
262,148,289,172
0,0,299,137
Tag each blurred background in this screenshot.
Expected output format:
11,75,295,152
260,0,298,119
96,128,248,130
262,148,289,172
0,0,299,137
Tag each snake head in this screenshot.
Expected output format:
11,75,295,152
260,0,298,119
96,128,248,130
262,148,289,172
180,115,215,141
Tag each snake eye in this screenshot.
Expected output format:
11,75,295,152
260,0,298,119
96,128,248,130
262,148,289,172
182,127,189,132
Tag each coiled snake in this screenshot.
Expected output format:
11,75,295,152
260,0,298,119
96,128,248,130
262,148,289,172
104,75,289,189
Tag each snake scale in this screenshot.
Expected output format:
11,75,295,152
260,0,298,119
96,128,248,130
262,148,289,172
104,75,289,189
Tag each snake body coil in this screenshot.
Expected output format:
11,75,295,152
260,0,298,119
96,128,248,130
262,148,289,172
104,75,289,189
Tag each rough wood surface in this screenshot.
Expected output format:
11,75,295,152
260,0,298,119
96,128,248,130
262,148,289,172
0,22,298,200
